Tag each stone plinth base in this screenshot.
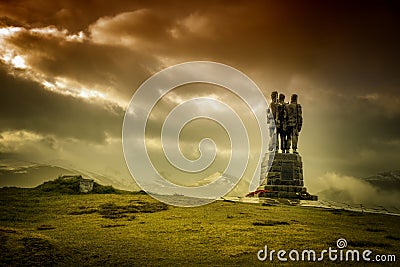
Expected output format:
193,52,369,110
256,153,317,200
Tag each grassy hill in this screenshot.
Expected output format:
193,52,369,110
0,159,138,191
34,176,121,195
0,184,399,266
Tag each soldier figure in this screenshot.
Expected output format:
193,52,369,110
286,94,303,153
276,93,287,153
267,91,278,151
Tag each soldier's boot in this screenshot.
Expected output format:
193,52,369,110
293,149,298,154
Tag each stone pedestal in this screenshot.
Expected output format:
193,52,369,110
257,153,317,200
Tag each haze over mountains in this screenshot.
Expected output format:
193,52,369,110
1,157,399,209
0,158,138,190
363,170,400,192
313,171,400,208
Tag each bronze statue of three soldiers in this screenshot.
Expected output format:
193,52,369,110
267,91,303,154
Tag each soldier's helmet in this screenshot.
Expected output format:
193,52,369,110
278,93,285,101
271,91,278,99
291,94,298,103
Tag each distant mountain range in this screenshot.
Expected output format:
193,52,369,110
362,170,400,191
0,159,138,190
1,157,399,199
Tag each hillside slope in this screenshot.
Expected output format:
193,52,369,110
0,188,399,266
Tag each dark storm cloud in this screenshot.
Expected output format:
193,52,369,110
2,0,400,91
5,29,158,99
0,63,123,143
0,0,142,31
0,16,26,27
0,0,213,31
82,1,400,97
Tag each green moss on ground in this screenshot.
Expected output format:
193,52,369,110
0,187,399,266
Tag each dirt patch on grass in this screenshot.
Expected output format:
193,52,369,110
0,228,17,234
68,200,169,220
98,201,168,218
37,224,55,230
385,235,400,241
327,209,364,216
68,208,98,215
101,224,127,228
252,220,290,226
366,227,385,232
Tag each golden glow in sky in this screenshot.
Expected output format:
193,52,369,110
11,55,26,69
0,0,399,195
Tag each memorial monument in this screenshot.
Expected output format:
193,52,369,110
249,93,317,200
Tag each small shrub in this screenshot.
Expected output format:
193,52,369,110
35,177,81,194
92,184,118,194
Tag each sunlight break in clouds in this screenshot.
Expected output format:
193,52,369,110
10,55,26,69
0,25,121,106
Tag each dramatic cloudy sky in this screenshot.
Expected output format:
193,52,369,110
0,0,399,195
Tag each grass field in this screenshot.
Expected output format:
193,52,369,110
0,187,399,266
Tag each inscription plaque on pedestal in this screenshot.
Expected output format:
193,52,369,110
281,162,293,180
